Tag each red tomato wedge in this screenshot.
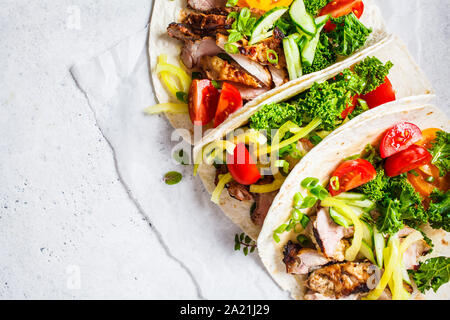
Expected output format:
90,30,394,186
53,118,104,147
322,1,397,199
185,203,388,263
380,122,423,159
188,79,220,126
320,0,364,32
227,143,261,185
384,145,432,177
329,159,377,196
360,77,396,109
214,83,243,128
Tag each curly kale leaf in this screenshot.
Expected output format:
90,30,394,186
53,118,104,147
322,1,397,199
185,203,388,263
303,33,337,75
304,0,332,16
409,257,450,293
294,80,352,131
353,57,394,95
249,102,300,131
362,144,382,167
428,131,450,177
428,189,450,232
376,199,403,235
328,12,372,57
358,169,388,202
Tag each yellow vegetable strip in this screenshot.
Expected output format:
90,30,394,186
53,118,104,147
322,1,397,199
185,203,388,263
193,140,236,176
250,177,286,193
320,197,363,261
144,103,188,114
234,130,267,146
156,63,191,93
211,173,232,204
258,118,322,156
157,56,180,98
364,235,399,300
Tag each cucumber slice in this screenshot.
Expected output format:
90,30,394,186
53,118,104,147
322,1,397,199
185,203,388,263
301,15,329,66
334,192,367,201
373,227,385,268
361,220,373,248
289,0,316,36
360,239,376,264
329,207,351,228
283,35,302,80
249,7,288,45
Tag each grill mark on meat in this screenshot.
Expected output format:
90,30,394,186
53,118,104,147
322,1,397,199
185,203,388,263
167,23,202,42
200,56,262,88
306,261,373,299
251,191,278,226
180,37,222,69
214,165,253,201
182,12,233,35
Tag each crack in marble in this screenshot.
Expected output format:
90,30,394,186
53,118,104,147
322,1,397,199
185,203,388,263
71,71,205,300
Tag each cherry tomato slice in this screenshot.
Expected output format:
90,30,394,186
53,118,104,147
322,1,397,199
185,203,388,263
341,95,359,119
188,79,220,126
214,83,243,128
320,0,364,32
329,159,377,196
416,128,441,149
384,145,432,178
227,143,261,185
379,122,423,159
360,77,396,109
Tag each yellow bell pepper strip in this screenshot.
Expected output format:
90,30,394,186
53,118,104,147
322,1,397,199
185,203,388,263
211,173,233,204
157,55,181,98
193,140,236,176
364,234,399,300
249,176,286,193
320,197,363,261
234,129,267,146
258,118,322,156
156,55,191,93
144,103,188,114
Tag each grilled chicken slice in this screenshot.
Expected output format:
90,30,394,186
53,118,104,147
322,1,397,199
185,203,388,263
306,261,374,299
402,238,431,270
283,241,330,275
268,65,288,87
187,0,227,12
251,191,278,226
313,207,353,260
216,34,273,87
180,37,222,69
200,56,262,88
182,12,233,35
223,83,270,101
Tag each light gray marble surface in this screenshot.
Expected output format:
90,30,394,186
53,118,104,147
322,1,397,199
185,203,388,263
0,0,448,299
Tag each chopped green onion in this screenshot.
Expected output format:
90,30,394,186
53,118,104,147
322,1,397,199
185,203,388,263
266,49,279,65
425,176,435,183
293,192,303,206
211,80,221,90
163,171,182,185
274,159,290,174
273,232,280,243
226,0,238,7
301,177,319,189
357,98,369,111
292,208,303,221
310,185,329,200
309,134,322,146
297,234,310,246
299,196,317,209
409,169,419,177
275,224,287,234
330,176,340,191
224,43,239,54
300,215,310,228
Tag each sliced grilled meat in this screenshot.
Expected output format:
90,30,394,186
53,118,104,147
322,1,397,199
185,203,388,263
402,238,431,270
313,207,353,260
251,191,278,226
200,56,262,88
167,23,202,42
204,6,265,17
187,0,227,12
216,34,273,87
268,65,288,87
283,241,330,275
182,12,232,35
306,261,374,299
225,83,270,101
180,37,222,69
227,181,253,201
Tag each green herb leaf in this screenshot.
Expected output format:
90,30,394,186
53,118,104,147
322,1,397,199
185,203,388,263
176,91,188,103
163,171,182,185
409,257,450,293
428,131,450,177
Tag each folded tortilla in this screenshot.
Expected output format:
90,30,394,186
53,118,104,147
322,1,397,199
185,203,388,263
148,0,389,144
193,35,434,240
257,95,450,300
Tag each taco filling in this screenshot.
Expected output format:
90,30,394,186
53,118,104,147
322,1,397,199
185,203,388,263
159,0,374,127
198,56,395,228
276,123,449,300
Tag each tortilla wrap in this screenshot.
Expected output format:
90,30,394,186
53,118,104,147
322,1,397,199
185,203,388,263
257,95,450,300
148,0,389,144
193,35,434,240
